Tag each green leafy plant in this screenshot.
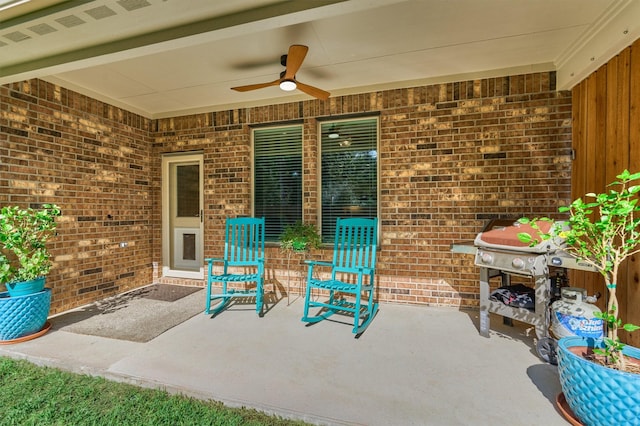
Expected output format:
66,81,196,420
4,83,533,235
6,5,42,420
517,170,640,371
279,221,322,253
0,204,61,286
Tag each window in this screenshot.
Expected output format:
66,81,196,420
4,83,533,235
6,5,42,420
253,125,303,241
320,117,378,242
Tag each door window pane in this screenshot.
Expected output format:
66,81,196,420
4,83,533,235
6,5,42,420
176,164,199,217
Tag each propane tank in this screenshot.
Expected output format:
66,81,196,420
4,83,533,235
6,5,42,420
550,287,604,339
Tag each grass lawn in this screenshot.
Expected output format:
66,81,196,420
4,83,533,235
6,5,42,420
0,357,309,425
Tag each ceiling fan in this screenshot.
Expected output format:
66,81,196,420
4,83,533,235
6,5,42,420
231,45,330,100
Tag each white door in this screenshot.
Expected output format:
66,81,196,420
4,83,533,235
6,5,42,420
162,153,204,279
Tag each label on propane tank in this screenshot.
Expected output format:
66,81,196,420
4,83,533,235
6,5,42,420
553,311,604,339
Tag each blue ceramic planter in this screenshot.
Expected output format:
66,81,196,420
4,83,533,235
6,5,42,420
0,288,51,341
558,336,640,426
6,276,45,297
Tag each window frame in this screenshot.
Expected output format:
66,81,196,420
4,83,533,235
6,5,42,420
251,123,304,242
318,116,380,243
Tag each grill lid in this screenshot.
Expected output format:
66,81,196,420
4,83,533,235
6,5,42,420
474,220,564,253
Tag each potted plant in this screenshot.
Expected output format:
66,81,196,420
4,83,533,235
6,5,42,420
1,203,60,295
0,203,60,342
279,221,322,304
279,221,322,253
518,170,640,426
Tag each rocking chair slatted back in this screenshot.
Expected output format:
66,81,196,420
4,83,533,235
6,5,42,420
333,218,377,276
225,218,264,267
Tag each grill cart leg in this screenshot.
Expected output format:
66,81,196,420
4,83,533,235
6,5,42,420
479,266,490,338
479,267,511,337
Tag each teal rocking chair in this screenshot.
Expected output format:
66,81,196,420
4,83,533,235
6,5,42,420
205,217,266,317
302,217,379,336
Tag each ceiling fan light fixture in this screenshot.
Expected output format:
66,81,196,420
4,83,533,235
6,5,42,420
279,79,297,91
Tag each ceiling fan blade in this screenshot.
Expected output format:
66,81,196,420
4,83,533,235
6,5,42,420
296,81,330,100
231,79,280,92
283,45,308,80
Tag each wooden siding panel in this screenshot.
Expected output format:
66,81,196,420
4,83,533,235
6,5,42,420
584,71,605,297
605,56,619,183
571,83,586,199
616,47,630,173
615,48,631,332
582,65,608,191
572,39,640,346
626,39,640,346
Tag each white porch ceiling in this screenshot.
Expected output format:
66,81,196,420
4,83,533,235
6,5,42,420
1,0,639,119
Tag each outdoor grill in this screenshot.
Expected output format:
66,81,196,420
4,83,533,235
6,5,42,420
452,219,597,344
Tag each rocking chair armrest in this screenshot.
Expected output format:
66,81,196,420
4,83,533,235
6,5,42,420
334,266,375,275
205,257,225,265
304,260,333,267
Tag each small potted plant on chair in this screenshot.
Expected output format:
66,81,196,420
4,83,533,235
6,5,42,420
518,170,640,426
279,221,322,303
0,203,61,341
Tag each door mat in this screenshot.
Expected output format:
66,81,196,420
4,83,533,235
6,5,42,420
50,284,204,343
128,283,201,302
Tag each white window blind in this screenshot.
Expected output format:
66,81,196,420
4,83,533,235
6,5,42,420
253,125,303,241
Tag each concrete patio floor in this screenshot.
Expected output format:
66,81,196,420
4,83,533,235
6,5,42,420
0,297,569,425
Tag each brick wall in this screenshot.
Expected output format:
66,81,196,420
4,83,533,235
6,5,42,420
1,80,154,314
1,72,572,313
153,72,573,308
